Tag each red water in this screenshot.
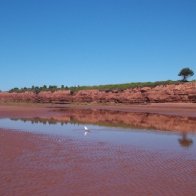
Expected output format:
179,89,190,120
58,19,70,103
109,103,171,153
0,129,196,196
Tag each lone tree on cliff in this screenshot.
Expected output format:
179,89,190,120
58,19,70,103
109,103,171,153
178,67,194,82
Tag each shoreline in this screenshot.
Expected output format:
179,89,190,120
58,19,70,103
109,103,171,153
0,102,196,117
1,104,196,195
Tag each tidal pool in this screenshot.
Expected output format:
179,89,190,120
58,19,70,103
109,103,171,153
0,117,196,161
0,110,196,196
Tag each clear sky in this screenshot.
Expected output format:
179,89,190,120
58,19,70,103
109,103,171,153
0,0,196,91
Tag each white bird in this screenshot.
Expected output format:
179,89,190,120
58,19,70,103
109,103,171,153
84,126,88,131
84,126,90,136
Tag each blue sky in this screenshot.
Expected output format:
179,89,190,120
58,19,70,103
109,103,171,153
0,0,196,91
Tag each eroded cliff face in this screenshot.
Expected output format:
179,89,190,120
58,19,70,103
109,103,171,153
0,82,196,104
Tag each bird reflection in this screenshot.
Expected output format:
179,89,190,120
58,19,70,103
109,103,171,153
84,126,90,136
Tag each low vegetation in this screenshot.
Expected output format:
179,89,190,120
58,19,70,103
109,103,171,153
8,80,182,93
6,67,195,93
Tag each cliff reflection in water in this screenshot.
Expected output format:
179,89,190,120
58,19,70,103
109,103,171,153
11,108,196,132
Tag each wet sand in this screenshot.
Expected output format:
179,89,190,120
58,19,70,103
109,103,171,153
0,129,196,196
0,102,196,118
66,103,196,117
0,103,196,195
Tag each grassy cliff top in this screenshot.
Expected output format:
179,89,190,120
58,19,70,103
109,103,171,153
7,80,195,93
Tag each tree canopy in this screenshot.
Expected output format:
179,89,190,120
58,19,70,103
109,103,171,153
178,67,194,82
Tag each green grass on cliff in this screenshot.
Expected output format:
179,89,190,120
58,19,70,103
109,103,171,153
8,80,189,93
69,80,180,91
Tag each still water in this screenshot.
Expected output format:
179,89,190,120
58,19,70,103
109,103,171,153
1,110,196,195
0,117,195,158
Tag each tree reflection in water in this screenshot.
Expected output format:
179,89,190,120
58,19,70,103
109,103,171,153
178,133,193,148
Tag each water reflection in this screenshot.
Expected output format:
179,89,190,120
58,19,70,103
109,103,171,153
4,108,195,150
1,110,196,196
178,133,193,148
84,129,91,136
11,116,196,147
10,108,196,132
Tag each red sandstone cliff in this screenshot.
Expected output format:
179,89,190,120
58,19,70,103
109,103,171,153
0,82,195,104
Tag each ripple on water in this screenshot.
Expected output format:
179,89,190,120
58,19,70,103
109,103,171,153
0,126,196,196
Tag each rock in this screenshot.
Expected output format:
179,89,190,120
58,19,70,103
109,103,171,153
0,82,195,104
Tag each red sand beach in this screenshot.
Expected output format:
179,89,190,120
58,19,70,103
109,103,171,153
0,129,196,196
0,103,196,195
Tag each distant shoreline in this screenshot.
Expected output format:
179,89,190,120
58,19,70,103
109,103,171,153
0,82,196,104
0,102,196,118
